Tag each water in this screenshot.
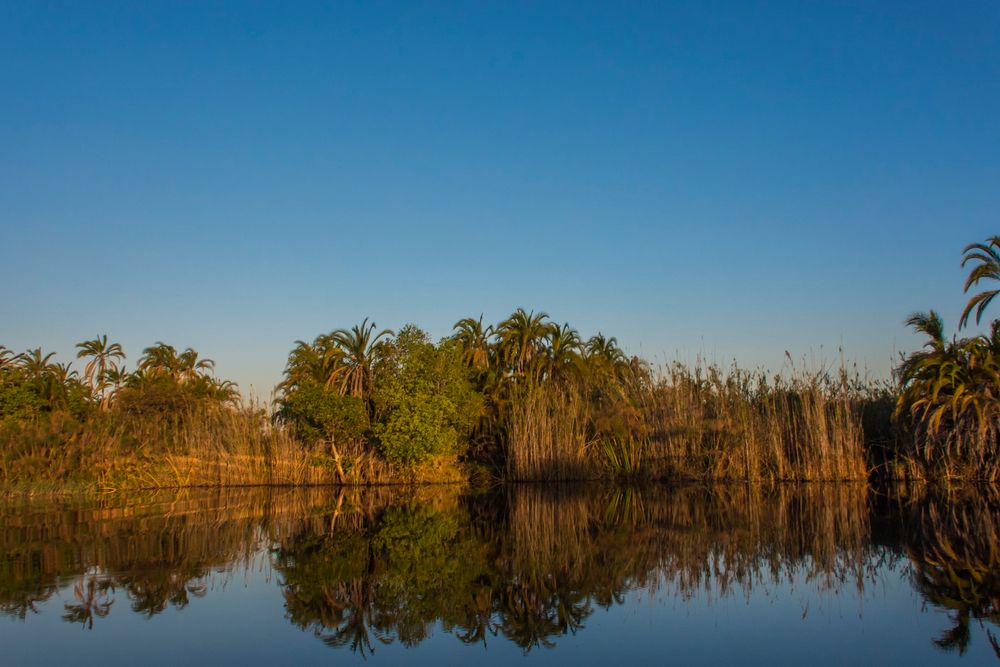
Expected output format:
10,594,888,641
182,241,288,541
1,484,997,665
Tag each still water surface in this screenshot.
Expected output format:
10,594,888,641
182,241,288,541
1,484,998,665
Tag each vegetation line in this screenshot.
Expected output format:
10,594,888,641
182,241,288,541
3,235,999,491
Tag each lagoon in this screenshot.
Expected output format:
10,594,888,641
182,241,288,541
1,485,997,665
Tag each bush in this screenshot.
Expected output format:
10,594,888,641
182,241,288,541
274,381,369,444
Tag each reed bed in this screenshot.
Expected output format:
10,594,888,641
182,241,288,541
501,361,887,483
640,363,875,481
0,406,411,492
505,385,592,481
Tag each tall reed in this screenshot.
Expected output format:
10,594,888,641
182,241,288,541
504,384,592,481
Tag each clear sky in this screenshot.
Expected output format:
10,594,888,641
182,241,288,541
2,1,998,396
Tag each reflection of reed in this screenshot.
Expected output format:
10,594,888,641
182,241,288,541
502,484,872,608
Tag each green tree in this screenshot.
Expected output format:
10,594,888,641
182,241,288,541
373,326,482,466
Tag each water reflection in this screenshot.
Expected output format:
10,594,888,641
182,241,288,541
0,484,998,660
898,488,1000,658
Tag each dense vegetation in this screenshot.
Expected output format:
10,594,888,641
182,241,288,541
2,235,999,489
894,236,1000,481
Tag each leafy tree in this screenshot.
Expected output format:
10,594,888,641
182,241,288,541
373,326,482,466
275,381,369,444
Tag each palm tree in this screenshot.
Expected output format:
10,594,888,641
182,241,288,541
543,323,582,382
896,311,947,382
585,333,625,366
0,346,22,382
101,365,131,409
139,343,213,383
177,347,215,383
453,316,493,371
896,311,1000,475
18,348,58,379
959,236,1000,329
209,378,240,405
138,342,180,378
495,309,553,376
329,319,394,400
75,335,125,394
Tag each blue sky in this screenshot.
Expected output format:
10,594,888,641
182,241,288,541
2,1,998,395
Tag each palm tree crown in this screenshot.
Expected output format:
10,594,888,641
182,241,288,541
959,236,1000,329
76,335,126,392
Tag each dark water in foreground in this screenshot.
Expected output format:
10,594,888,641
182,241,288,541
1,484,998,665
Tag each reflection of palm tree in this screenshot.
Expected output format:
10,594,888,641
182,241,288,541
316,580,392,656
904,490,1000,658
988,629,1000,659
62,576,115,630
932,608,971,655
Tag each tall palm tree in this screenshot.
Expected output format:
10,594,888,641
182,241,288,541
329,319,394,400
959,236,1000,329
495,309,553,376
452,316,493,371
76,335,126,394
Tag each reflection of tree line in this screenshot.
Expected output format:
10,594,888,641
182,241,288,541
0,485,997,659
272,484,878,653
0,488,334,623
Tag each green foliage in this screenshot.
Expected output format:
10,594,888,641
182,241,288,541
373,326,482,466
0,380,45,423
895,312,1000,478
275,381,369,444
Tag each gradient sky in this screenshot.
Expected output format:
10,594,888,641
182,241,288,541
2,1,998,396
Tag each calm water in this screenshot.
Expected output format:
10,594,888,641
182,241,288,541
1,484,998,665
